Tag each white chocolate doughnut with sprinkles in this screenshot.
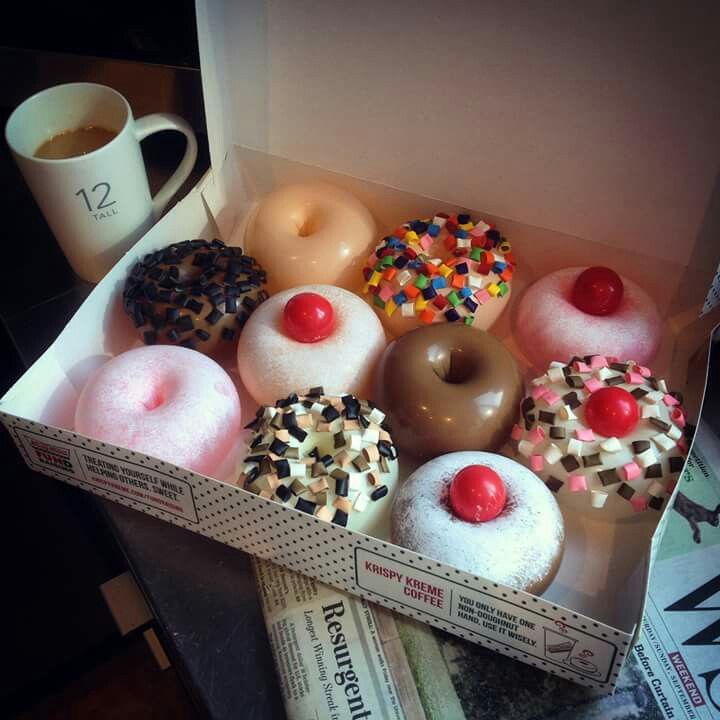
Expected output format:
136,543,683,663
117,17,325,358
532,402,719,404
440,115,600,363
510,356,688,520
241,390,399,539
391,452,564,594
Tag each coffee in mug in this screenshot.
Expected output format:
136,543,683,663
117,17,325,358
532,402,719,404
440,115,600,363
34,126,118,160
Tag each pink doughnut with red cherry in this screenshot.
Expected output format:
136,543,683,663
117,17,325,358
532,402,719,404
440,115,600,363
75,345,241,476
236,285,386,405
516,266,662,370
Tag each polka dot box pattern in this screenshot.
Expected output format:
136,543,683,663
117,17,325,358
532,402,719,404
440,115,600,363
1,412,633,691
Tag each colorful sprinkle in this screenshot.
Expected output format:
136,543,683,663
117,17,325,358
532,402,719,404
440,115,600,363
362,212,514,325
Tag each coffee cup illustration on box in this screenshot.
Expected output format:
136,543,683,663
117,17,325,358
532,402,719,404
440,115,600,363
543,624,600,677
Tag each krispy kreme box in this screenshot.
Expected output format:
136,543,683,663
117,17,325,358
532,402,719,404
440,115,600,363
3,0,720,692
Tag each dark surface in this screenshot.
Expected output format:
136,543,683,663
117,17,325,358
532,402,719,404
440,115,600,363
1,103,285,719
0,2,201,68
0,109,120,703
16,634,198,720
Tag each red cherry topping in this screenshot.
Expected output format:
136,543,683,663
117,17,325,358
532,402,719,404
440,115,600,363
449,465,506,523
571,266,624,316
584,386,640,438
283,292,335,343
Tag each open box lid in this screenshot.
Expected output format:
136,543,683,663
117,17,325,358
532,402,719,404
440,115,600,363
195,0,720,284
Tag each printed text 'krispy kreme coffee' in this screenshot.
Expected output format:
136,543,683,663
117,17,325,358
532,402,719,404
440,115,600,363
362,559,445,609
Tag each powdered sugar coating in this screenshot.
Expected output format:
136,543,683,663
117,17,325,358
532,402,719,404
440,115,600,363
516,267,662,370
391,452,565,592
75,345,241,476
237,285,387,405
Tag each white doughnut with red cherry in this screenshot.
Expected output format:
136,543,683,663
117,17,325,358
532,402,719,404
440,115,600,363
511,356,688,520
391,452,565,594
236,285,387,405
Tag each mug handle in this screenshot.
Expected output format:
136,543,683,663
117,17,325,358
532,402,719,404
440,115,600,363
134,113,198,219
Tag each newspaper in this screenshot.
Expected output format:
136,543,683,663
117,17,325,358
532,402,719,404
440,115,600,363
634,430,720,719
252,556,426,720
254,330,720,720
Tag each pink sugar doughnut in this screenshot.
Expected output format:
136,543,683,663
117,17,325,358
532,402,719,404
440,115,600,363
75,346,241,476
245,183,376,293
516,267,662,370
237,284,386,405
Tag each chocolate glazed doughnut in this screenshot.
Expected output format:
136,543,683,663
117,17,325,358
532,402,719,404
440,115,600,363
375,324,523,459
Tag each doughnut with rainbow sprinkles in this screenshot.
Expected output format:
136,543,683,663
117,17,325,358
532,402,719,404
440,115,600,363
362,212,515,337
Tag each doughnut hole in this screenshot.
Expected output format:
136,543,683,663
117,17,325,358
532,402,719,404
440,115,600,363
141,387,165,411
294,211,323,237
430,347,478,384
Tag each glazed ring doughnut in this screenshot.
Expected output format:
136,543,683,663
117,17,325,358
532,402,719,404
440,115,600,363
515,266,662,370
75,345,242,476
244,182,376,293
391,452,565,594
237,284,386,406
242,390,399,538
375,324,523,459
511,355,688,520
362,211,515,337
123,239,268,355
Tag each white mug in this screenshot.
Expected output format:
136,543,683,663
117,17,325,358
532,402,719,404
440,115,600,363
5,82,198,283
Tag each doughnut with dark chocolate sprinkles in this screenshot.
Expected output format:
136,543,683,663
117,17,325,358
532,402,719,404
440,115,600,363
122,238,268,355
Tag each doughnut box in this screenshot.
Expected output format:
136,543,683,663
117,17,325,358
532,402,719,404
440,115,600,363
3,1,720,692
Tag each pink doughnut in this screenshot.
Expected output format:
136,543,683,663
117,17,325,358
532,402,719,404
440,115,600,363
515,267,662,370
75,346,241,476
